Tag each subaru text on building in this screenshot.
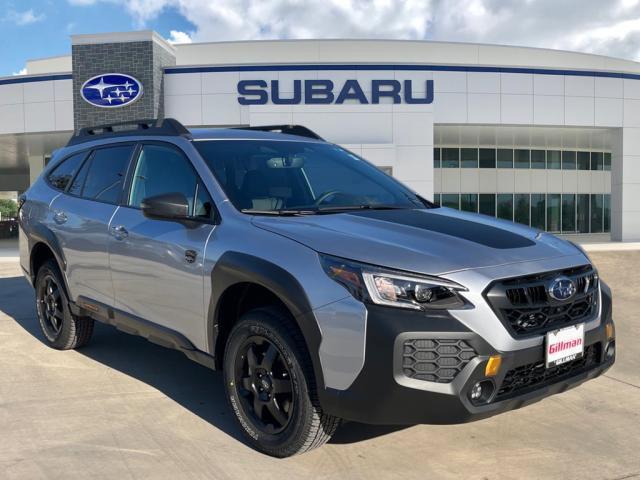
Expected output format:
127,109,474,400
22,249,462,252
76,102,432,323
18,118,616,457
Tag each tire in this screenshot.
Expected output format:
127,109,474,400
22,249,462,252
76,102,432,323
35,259,94,350
223,307,340,457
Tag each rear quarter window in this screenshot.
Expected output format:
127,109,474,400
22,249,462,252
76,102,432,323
47,152,86,191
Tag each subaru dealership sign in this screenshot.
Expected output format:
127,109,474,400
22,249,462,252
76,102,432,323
80,73,143,108
237,79,434,105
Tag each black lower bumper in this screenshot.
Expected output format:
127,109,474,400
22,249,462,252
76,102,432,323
318,284,615,425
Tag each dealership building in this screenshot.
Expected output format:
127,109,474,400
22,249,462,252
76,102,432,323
2,30,640,240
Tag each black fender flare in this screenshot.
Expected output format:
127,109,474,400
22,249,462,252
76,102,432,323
208,251,326,389
27,223,68,290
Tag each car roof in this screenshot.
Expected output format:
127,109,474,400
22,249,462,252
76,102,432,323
189,127,325,143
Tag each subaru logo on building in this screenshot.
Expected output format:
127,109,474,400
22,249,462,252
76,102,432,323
80,73,143,108
548,276,577,302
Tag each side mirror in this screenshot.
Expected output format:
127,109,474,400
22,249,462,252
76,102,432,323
141,192,190,220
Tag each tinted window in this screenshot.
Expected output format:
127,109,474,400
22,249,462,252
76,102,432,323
591,152,604,171
562,194,576,232
47,153,86,191
433,148,440,168
531,193,546,230
80,145,133,204
547,193,561,232
460,193,478,212
497,149,513,168
194,181,216,221
577,151,590,170
194,140,426,212
514,150,529,169
441,194,459,209
461,148,478,168
479,149,496,168
479,194,495,216
441,148,459,168
514,194,530,225
562,151,576,170
497,194,513,221
129,144,197,212
531,150,545,169
547,150,561,169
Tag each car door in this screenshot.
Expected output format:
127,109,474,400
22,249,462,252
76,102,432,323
108,142,217,347
49,144,135,306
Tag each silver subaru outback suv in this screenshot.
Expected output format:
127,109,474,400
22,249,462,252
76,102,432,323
19,118,616,457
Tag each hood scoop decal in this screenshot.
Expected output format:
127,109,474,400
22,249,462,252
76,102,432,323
346,210,535,249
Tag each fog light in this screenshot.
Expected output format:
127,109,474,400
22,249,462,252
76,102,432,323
605,341,616,359
469,380,495,405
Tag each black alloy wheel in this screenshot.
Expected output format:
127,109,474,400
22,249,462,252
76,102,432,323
37,273,64,340
234,336,294,434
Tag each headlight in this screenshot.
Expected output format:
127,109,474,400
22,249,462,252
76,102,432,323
320,254,469,310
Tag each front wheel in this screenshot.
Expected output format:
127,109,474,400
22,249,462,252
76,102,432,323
223,308,340,457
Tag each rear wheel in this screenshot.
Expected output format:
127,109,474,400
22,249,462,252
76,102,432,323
35,260,94,350
223,307,340,457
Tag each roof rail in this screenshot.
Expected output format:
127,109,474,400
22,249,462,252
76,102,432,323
233,124,323,140
66,118,191,146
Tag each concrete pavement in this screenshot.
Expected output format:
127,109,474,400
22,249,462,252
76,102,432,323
1,252,639,479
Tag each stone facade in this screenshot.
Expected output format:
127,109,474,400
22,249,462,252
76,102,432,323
71,39,175,130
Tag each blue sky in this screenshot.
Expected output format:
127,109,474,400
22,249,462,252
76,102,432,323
0,0,195,76
1,0,640,77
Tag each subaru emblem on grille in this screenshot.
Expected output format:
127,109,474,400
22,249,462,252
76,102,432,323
548,276,577,302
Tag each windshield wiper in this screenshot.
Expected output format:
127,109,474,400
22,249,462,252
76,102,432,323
314,204,410,213
241,208,318,216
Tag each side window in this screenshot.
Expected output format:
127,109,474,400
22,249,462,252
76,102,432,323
194,181,216,221
78,145,134,204
47,152,86,191
129,144,198,214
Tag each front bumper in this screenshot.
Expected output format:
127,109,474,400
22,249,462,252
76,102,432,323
318,283,615,425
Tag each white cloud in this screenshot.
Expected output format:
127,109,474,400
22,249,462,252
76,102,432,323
167,29,192,43
6,9,45,26
66,0,640,61
13,67,27,76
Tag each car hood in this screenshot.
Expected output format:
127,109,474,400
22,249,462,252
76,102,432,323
251,207,585,276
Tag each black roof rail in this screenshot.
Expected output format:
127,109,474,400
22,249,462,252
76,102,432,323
66,118,191,146
233,124,323,140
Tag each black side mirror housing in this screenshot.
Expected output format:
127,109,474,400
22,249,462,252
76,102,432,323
141,192,190,220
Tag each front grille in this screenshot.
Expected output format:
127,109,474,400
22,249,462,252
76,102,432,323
485,265,599,337
496,343,601,400
402,339,477,383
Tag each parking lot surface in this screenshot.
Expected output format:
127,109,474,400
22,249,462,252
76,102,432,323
1,251,639,480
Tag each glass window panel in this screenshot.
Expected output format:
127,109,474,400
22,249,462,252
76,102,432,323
497,194,513,221
479,194,496,216
129,145,198,212
531,194,546,230
434,193,441,206
47,153,86,191
547,150,561,170
562,151,577,170
194,182,216,221
577,194,590,233
461,148,478,168
441,148,460,168
433,148,440,168
546,193,561,232
497,149,513,168
479,148,496,168
591,194,603,232
531,150,545,169
514,194,530,226
591,152,603,171
514,149,530,169
442,193,460,209
82,145,134,204
561,194,576,233
604,194,611,232
460,193,478,212
577,151,590,170
604,152,611,171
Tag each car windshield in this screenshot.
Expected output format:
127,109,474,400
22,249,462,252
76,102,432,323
194,139,430,214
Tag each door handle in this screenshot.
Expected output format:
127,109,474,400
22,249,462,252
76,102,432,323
110,225,128,240
53,210,67,224
185,249,197,264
